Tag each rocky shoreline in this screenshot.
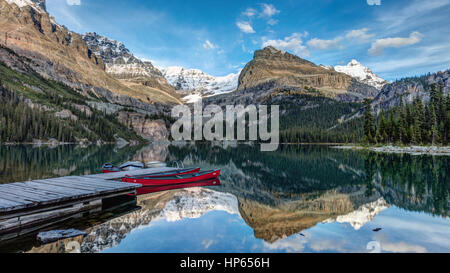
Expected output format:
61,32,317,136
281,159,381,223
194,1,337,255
1,138,141,147
333,145,450,156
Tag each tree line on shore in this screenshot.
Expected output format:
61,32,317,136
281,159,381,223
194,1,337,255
363,84,449,145
0,85,141,143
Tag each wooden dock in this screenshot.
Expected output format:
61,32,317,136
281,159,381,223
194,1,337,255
0,167,176,235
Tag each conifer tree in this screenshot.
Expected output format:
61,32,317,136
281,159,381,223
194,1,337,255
363,99,375,143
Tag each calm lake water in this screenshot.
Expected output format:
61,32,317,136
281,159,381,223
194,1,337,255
0,143,449,253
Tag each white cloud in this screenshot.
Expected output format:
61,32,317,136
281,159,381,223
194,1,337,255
263,234,308,253
242,8,257,17
367,44,450,73
377,0,450,31
239,4,280,30
262,33,309,57
305,28,373,52
369,31,424,56
66,0,81,5
373,234,427,253
236,21,256,34
381,241,427,253
307,37,343,50
367,0,381,6
345,28,375,42
261,3,280,17
309,239,346,252
203,40,216,50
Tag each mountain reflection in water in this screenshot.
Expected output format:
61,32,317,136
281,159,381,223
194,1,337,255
0,143,448,253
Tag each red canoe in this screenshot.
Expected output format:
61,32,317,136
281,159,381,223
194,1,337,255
122,169,221,186
125,167,200,179
135,178,221,195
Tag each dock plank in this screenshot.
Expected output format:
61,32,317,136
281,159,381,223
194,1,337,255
32,179,116,192
0,192,42,206
41,178,120,191
0,184,68,199
68,176,139,188
85,167,177,180
0,188,56,202
53,176,133,189
0,198,27,209
0,198,32,212
2,181,86,198
22,181,93,196
31,179,137,197
0,193,34,205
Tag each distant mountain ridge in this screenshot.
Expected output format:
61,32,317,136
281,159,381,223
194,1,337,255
83,32,163,79
236,46,379,102
0,0,180,106
0,0,447,144
0,0,180,142
160,66,239,103
370,69,449,114
322,60,387,90
205,46,380,107
82,32,179,100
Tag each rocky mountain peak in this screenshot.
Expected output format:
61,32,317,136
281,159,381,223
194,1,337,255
254,46,315,66
332,60,387,90
348,59,360,66
82,32,165,79
238,46,353,94
5,0,45,11
325,198,390,230
82,32,180,102
83,33,139,65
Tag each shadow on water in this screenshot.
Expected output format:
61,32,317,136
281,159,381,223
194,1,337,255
0,143,448,252
0,195,140,253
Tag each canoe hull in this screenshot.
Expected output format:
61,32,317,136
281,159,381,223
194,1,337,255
128,168,201,178
135,178,221,195
102,169,118,173
122,169,221,186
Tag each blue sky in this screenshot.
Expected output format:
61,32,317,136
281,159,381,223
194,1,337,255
47,0,450,81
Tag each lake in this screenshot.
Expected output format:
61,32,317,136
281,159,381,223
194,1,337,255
0,143,448,253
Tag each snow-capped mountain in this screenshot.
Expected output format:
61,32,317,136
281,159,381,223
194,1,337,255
82,32,177,97
5,0,45,11
158,188,239,222
323,198,389,230
83,32,164,80
160,66,240,103
331,60,387,90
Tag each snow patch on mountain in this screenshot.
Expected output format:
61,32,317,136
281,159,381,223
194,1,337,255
182,93,203,104
158,188,240,222
160,66,240,102
325,60,387,90
5,0,45,11
83,32,164,79
324,197,389,230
